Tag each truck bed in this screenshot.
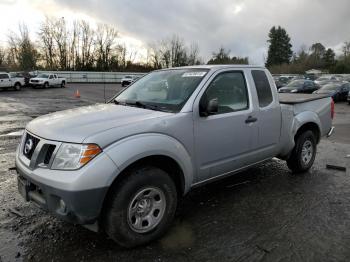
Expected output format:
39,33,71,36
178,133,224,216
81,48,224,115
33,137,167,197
279,93,330,104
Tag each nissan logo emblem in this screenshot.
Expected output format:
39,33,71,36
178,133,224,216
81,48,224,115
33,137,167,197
24,139,33,154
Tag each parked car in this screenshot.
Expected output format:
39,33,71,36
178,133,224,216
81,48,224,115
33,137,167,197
314,82,350,102
278,80,319,93
0,72,25,91
121,75,136,87
29,73,66,88
16,65,333,248
314,75,341,86
274,76,291,89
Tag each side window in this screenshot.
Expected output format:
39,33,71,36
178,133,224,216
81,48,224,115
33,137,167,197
305,81,313,88
201,71,249,114
49,75,53,79
0,74,9,79
251,70,273,107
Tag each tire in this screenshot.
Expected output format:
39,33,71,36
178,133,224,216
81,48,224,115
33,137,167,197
287,130,317,173
44,82,49,89
103,166,177,248
61,81,65,88
14,83,21,91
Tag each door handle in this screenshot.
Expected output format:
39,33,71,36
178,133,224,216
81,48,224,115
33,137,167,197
245,116,257,124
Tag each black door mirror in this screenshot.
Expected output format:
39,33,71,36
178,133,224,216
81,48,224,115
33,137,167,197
200,98,218,116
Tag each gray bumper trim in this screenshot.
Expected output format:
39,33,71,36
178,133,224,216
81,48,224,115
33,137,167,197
17,168,108,225
327,126,335,137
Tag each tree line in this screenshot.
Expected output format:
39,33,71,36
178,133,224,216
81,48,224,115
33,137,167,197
2,18,349,74
266,26,350,74
0,17,247,72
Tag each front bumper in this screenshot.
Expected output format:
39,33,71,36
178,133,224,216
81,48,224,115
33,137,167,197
15,137,118,226
17,171,108,225
29,83,44,87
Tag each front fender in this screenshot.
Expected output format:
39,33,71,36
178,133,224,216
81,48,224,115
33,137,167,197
104,133,194,194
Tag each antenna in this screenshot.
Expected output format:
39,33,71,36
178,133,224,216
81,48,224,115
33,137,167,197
103,72,106,103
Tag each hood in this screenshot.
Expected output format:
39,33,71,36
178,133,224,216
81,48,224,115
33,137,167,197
26,104,170,143
279,87,299,93
30,77,47,81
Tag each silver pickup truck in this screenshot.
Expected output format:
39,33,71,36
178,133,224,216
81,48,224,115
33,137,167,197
15,65,334,247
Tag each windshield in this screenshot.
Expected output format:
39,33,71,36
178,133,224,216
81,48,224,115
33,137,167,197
285,80,305,88
114,69,209,112
124,76,132,79
321,84,340,91
37,74,49,78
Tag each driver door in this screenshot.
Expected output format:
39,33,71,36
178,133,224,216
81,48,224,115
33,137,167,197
193,70,258,182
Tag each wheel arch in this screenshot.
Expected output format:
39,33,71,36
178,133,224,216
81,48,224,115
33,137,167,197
295,122,321,143
293,111,322,143
103,133,194,195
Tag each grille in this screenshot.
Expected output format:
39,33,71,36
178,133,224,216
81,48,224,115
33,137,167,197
44,145,56,165
23,133,40,160
31,80,39,83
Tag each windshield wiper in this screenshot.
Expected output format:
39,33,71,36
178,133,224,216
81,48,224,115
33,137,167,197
114,100,171,112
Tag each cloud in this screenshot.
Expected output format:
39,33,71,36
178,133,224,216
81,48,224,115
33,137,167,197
4,0,350,63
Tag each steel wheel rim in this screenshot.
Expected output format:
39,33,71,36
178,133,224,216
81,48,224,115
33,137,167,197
301,140,313,165
127,187,166,233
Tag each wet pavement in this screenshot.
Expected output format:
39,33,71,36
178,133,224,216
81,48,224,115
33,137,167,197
0,85,349,261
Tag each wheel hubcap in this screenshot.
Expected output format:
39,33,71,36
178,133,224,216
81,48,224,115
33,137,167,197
301,140,313,165
127,187,166,233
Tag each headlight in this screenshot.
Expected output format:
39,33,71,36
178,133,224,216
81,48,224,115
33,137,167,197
51,143,102,170
291,89,298,93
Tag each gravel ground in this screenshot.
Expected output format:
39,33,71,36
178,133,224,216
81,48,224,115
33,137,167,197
0,84,349,262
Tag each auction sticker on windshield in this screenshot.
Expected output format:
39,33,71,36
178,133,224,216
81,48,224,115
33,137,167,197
182,72,207,77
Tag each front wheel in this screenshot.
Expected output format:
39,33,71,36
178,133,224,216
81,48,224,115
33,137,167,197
103,166,177,248
44,82,49,89
287,130,317,173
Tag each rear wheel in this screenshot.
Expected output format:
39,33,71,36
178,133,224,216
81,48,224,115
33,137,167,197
287,130,317,173
14,83,21,91
61,81,65,88
103,166,177,248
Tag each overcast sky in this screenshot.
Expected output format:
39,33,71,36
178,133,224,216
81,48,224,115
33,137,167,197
1,0,350,64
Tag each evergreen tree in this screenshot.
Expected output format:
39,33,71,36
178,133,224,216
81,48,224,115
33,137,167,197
323,48,336,69
266,26,293,67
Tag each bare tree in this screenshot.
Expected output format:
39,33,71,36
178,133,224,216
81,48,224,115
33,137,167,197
0,46,5,66
52,17,68,70
7,23,38,71
95,24,118,70
343,42,350,58
188,42,200,65
38,17,56,69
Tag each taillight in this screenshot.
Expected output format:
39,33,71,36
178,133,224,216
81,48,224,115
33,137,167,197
331,98,335,119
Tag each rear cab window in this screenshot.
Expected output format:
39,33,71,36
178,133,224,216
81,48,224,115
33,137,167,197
251,70,273,107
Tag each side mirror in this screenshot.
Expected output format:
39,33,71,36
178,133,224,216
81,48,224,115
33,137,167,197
200,98,218,116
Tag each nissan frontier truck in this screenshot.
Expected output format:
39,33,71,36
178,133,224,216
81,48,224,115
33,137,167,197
16,65,334,247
